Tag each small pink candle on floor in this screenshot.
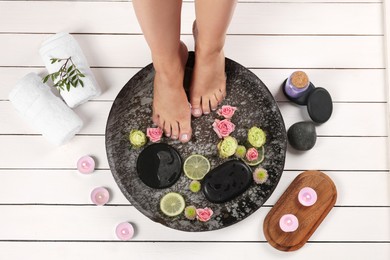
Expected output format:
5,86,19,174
77,155,95,174
298,187,317,207
90,187,110,206
279,214,299,232
116,222,134,240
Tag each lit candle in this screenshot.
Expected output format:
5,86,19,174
298,187,317,207
116,222,134,240
90,187,110,206
77,155,95,174
279,214,299,232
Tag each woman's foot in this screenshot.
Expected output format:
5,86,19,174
190,21,227,117
152,42,192,143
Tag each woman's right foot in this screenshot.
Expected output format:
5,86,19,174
152,42,192,143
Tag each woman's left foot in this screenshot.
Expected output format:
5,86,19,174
190,22,226,117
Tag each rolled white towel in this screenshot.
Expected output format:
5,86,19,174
9,73,83,145
39,32,101,108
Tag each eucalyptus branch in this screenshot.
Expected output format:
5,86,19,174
43,57,85,92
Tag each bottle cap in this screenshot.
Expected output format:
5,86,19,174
291,71,309,89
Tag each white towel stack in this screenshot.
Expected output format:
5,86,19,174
39,32,101,108
9,73,83,145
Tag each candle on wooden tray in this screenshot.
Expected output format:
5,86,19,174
279,214,299,232
298,187,317,207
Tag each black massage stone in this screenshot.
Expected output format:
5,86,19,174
137,143,182,189
287,121,317,151
307,87,333,124
202,160,252,204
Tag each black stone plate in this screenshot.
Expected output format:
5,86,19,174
105,52,287,232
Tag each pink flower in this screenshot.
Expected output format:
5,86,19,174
196,207,214,222
246,148,258,161
217,105,237,119
212,119,235,138
146,127,163,142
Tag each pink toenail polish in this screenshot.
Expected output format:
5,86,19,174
192,108,202,116
181,134,188,141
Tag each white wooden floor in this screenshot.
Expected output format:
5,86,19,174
1,0,390,259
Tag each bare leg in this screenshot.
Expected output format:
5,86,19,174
191,0,237,116
133,0,191,142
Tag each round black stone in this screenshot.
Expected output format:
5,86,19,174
287,121,317,151
137,143,182,189
202,159,252,204
282,79,316,106
307,87,333,123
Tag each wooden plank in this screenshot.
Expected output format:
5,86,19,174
0,205,388,241
0,170,388,206
0,242,388,260
0,34,384,68
0,136,387,170
0,101,387,136
0,68,386,102
0,2,382,35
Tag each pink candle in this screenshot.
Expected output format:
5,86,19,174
77,155,95,174
298,187,317,207
116,222,134,240
279,214,299,232
90,187,110,206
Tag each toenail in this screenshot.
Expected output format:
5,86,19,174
172,135,178,139
204,111,210,115
165,133,171,137
212,107,217,111
181,134,189,142
192,108,202,116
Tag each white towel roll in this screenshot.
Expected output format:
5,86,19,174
39,32,101,108
9,73,83,145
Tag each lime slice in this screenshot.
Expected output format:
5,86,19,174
244,146,265,166
160,192,185,217
183,154,211,180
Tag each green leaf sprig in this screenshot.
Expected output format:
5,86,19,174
43,57,85,92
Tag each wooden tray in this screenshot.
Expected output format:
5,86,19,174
263,171,337,251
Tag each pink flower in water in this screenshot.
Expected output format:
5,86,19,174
196,207,214,222
212,119,235,138
246,147,259,162
217,105,237,119
146,127,163,142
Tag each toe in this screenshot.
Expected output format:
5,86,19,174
216,89,225,104
179,119,192,143
162,121,171,137
171,121,180,140
210,94,219,111
152,113,160,126
190,96,203,117
201,97,211,115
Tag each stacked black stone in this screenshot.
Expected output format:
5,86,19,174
283,74,333,151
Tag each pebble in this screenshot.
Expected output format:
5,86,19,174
202,159,252,203
287,121,317,151
137,143,182,189
307,87,333,123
